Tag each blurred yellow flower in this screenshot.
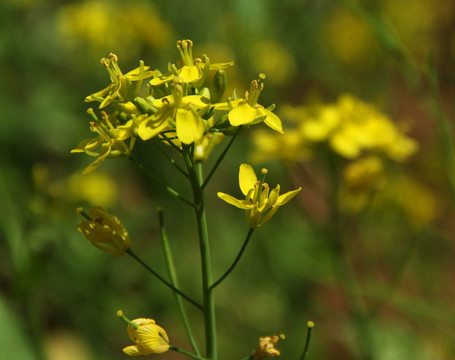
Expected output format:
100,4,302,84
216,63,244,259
56,1,172,60
117,311,170,356
252,334,285,359
251,95,418,164
68,172,118,207
218,164,301,228
248,41,297,86
323,8,380,71
77,206,131,255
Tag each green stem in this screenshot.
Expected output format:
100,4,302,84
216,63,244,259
170,346,205,360
299,322,314,360
201,126,242,190
158,208,201,357
126,249,203,310
186,155,216,360
129,155,194,208
211,228,255,289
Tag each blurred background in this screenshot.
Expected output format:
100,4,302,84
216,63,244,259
1,0,455,359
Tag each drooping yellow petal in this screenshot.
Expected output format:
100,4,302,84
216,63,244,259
228,102,258,126
175,108,205,144
239,164,258,196
217,192,253,209
263,109,284,134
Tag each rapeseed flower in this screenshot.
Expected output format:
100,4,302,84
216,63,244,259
71,109,133,174
150,39,233,86
252,334,285,359
138,82,208,144
77,206,131,255
117,311,170,356
216,74,283,133
218,164,301,228
85,53,156,109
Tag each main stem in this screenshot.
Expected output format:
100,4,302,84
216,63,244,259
192,160,217,360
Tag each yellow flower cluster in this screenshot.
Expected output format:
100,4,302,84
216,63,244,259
252,94,418,163
73,40,284,173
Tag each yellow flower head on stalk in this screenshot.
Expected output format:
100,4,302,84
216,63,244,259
117,310,170,356
71,109,133,174
77,206,131,255
150,39,233,86
217,164,301,228
85,53,156,109
252,334,285,359
218,74,283,133
138,80,208,144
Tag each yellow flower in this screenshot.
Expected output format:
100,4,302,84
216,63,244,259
252,334,285,359
85,53,156,109
71,109,132,174
217,164,301,228
117,311,170,356
150,39,233,86
77,206,131,255
138,83,208,144
217,74,283,133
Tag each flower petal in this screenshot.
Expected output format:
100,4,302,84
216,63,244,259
217,192,252,209
176,108,205,144
277,187,302,205
228,103,257,126
239,164,258,196
264,109,284,134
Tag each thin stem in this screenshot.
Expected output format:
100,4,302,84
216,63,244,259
129,155,194,208
201,126,242,190
154,141,189,178
126,249,203,310
170,346,205,360
160,132,184,154
158,208,201,357
299,321,314,360
211,228,255,289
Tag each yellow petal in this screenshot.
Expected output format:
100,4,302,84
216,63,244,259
239,164,258,196
179,65,202,83
277,187,302,205
228,103,257,126
123,345,142,356
150,72,174,86
182,95,210,108
264,109,284,134
217,192,252,209
137,109,172,141
176,108,205,144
